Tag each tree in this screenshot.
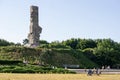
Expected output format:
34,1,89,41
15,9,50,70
49,41,70,48
39,40,49,44
78,39,96,50
94,39,120,67
83,48,96,62
23,39,29,45
0,39,14,46
38,40,49,48
62,38,78,49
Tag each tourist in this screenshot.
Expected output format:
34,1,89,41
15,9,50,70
87,69,93,76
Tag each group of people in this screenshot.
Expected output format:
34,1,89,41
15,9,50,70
87,68,101,76
86,66,111,76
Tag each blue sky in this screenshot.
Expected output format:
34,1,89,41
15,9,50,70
0,0,120,43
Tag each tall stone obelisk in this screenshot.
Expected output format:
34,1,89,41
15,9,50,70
28,6,42,47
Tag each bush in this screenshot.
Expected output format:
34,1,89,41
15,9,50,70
0,60,22,65
0,64,75,73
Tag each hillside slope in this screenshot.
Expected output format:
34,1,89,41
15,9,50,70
0,46,98,68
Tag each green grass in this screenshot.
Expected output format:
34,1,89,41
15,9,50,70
0,46,98,68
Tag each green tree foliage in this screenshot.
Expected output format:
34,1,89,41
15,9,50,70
62,38,96,49
49,41,70,49
23,39,29,45
0,39,14,46
77,39,97,49
94,39,120,67
62,38,78,49
39,40,49,44
1,38,120,68
62,38,120,68
82,48,96,62
39,40,49,48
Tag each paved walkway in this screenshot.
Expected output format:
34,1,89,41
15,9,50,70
68,69,120,74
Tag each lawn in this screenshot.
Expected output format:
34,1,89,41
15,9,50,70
0,73,120,80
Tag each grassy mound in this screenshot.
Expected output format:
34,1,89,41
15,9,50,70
0,46,98,68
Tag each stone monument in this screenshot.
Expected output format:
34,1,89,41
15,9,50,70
28,6,42,47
